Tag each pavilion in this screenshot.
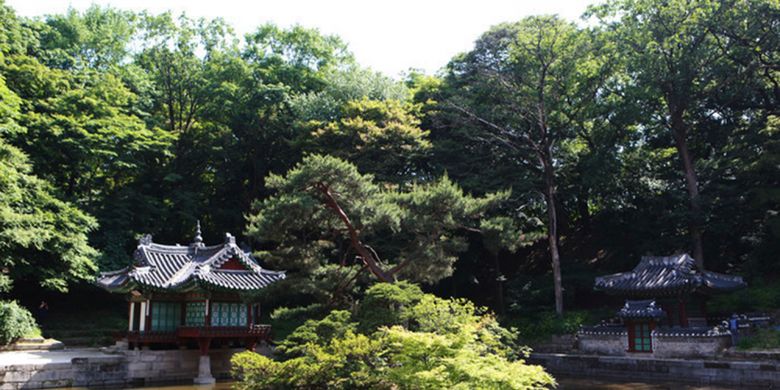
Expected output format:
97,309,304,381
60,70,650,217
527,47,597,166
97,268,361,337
96,223,285,384
579,254,746,357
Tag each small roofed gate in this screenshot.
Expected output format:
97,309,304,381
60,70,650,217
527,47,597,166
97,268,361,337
618,300,664,353
97,223,286,384
581,254,746,358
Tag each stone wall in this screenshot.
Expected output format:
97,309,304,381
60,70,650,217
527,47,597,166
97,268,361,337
529,352,780,388
577,331,627,356
0,347,260,389
1,355,127,389
652,333,731,358
577,328,732,359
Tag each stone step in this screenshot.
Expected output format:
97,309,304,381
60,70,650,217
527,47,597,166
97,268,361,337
0,339,64,351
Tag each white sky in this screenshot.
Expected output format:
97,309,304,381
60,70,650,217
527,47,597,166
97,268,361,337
8,0,596,78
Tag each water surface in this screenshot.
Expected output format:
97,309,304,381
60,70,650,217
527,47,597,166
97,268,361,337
118,378,737,390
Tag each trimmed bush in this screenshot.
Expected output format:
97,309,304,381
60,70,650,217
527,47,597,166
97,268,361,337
233,283,554,389
0,300,39,345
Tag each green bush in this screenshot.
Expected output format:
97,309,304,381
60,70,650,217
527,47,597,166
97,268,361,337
233,283,554,389
0,300,39,345
737,329,780,350
270,303,327,341
507,310,591,342
709,281,780,313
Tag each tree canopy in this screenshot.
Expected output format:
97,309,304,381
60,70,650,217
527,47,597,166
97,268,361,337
0,0,776,335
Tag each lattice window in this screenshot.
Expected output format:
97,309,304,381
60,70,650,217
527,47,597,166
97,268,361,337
185,301,206,326
210,302,247,326
151,302,181,332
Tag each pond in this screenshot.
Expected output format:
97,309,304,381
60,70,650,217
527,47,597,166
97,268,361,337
105,378,736,389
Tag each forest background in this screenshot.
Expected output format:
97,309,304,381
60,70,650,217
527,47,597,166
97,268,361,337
0,0,777,342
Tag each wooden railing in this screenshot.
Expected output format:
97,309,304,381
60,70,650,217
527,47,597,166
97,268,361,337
123,324,271,343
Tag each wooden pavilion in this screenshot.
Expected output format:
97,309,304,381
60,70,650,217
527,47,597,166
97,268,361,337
96,223,285,384
586,254,745,355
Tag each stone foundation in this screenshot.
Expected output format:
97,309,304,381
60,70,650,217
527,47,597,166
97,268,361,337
529,352,780,388
0,346,267,389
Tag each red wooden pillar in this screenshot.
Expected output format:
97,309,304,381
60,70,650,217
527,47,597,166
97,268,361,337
247,304,253,326
678,298,688,327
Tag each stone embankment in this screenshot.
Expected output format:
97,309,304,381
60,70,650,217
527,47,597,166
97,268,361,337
0,346,258,389
529,352,780,388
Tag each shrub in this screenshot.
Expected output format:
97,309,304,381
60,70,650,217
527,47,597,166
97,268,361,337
269,303,327,341
0,300,39,345
233,283,555,389
709,281,780,313
737,329,780,350
508,310,591,342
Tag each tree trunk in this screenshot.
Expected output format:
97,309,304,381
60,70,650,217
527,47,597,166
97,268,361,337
316,183,395,282
492,251,505,316
670,112,705,268
542,158,564,315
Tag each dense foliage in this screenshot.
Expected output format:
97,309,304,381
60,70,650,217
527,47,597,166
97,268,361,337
0,300,38,345
0,0,776,338
232,282,554,389
246,154,522,305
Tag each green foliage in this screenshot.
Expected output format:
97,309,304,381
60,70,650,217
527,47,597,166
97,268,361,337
737,328,780,351
248,154,512,295
709,281,780,313
0,113,97,291
0,300,38,345
290,65,409,122
269,303,328,341
508,310,591,342
0,0,777,335
275,310,356,359
233,283,554,389
308,98,430,183
355,281,423,332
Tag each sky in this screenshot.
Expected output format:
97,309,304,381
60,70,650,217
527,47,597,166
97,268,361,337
8,0,596,78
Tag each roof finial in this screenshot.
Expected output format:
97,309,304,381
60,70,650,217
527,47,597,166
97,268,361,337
194,220,203,245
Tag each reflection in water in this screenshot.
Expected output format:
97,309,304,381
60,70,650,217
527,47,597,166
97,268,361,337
65,378,739,390
558,377,737,390
124,384,234,390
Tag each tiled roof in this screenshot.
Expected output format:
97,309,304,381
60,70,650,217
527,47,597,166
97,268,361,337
97,231,285,293
617,300,665,319
594,254,745,297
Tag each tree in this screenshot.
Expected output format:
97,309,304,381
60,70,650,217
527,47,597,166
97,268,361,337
444,16,609,314
0,72,98,292
290,65,409,122
246,155,511,299
305,98,431,183
37,5,136,71
588,0,774,267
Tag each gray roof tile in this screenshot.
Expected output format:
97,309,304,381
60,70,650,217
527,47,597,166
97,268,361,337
97,233,285,293
595,254,745,296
